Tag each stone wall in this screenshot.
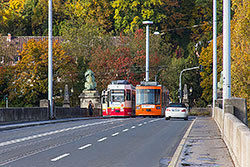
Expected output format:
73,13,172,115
0,107,101,124
213,107,250,167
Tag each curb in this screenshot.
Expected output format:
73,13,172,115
168,118,197,167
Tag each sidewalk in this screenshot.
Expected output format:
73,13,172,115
172,117,235,167
0,117,102,131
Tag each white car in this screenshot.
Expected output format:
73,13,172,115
165,103,188,120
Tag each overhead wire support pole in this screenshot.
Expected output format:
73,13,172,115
143,21,153,82
213,0,217,116
223,0,231,109
48,0,53,119
179,66,200,103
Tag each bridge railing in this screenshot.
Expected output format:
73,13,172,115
213,98,250,167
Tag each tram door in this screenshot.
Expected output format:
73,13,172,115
101,90,109,117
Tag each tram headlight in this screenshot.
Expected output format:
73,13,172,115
136,106,140,110
156,106,161,110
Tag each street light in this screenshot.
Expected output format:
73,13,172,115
143,21,153,82
48,0,53,119
179,66,200,103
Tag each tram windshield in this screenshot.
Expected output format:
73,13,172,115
136,89,161,105
110,89,124,102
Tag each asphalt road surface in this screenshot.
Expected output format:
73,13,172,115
0,117,192,167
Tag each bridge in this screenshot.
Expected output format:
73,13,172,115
0,97,249,167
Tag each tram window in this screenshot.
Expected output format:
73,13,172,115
136,89,161,105
126,90,131,101
112,95,124,102
155,89,160,104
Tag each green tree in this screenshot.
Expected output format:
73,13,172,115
60,17,107,96
64,0,114,33
111,0,181,34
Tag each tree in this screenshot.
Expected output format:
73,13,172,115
199,35,223,105
7,39,77,107
64,0,114,33
0,35,17,106
231,0,250,123
111,0,181,34
60,17,107,95
89,29,162,92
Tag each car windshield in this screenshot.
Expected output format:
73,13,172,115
168,103,186,108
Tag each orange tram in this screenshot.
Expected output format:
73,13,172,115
135,81,169,117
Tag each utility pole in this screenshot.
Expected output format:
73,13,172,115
143,21,153,82
48,0,53,118
223,0,231,110
213,0,217,113
179,66,201,103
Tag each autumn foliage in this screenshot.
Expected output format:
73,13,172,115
89,29,160,91
7,39,77,106
199,0,250,124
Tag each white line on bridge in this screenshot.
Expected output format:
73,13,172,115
98,137,107,142
78,144,92,150
122,129,128,132
131,126,136,129
51,153,70,162
111,132,119,137
138,123,143,126
0,120,118,147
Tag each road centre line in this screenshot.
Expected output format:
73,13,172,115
144,122,147,124
0,120,118,147
51,153,70,162
131,126,136,129
138,123,143,126
122,129,128,132
98,137,107,142
78,144,92,150
111,132,119,137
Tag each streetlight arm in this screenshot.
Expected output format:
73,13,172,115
179,66,200,103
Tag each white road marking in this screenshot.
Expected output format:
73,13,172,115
138,123,143,126
78,144,92,150
131,126,136,129
51,153,70,162
0,120,118,147
98,137,107,142
144,122,147,125
122,129,128,132
111,132,119,137
149,120,155,123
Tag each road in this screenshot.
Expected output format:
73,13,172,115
0,117,192,167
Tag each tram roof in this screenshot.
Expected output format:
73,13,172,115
137,81,161,87
111,80,129,85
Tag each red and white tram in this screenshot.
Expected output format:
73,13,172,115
101,80,135,117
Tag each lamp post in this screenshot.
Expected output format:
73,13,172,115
143,21,153,82
223,0,231,109
48,0,53,118
179,66,200,103
213,0,217,112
